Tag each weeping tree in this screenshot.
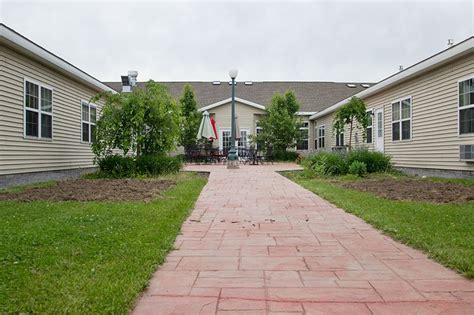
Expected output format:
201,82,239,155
332,96,368,150
179,84,200,147
91,80,181,158
253,90,302,153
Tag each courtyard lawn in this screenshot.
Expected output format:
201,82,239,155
283,171,474,278
0,172,207,314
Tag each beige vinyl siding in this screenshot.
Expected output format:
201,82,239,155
312,52,474,172
0,44,104,175
364,53,474,171
207,101,266,148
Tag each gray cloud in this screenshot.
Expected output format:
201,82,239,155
3,0,472,83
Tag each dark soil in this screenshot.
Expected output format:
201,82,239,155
337,177,474,203
0,178,175,202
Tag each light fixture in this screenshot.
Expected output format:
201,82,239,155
229,69,238,79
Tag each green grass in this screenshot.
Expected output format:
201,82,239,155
0,172,207,313
283,171,474,278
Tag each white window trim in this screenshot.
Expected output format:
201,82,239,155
297,121,309,151
391,96,413,142
318,125,326,149
366,109,374,144
457,75,474,136
238,128,251,149
23,78,54,140
219,127,231,151
80,100,97,144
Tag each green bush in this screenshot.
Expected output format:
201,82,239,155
135,155,182,176
348,160,367,177
306,151,347,176
97,155,182,178
346,149,391,173
273,150,300,162
97,155,135,178
302,149,391,177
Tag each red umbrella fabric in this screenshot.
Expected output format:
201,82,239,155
210,116,218,140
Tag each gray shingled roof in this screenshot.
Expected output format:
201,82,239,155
104,81,372,113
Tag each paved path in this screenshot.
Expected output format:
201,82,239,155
133,164,474,314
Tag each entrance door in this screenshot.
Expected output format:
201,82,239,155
374,108,384,152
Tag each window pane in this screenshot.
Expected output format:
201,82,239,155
25,81,39,109
459,81,465,94
82,122,90,142
297,140,308,150
82,104,89,122
91,125,96,143
90,107,97,123
41,114,52,138
402,120,410,140
469,79,474,92
402,99,411,119
366,127,372,143
460,108,474,134
392,122,400,141
392,102,400,120
25,110,39,137
367,112,373,125
41,87,53,112
377,112,383,137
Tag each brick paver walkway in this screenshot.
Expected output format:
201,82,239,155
133,164,474,314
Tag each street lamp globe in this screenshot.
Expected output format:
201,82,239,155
229,69,238,79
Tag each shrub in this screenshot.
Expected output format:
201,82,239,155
306,151,347,176
346,149,391,173
348,161,367,177
135,155,182,176
97,155,135,178
273,150,300,162
97,155,182,178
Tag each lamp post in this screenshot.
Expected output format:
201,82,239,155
227,69,239,169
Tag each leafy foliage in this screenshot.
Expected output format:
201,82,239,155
302,149,392,176
346,149,392,173
96,155,182,178
179,85,201,147
348,160,368,177
91,81,181,158
333,96,369,149
252,90,302,154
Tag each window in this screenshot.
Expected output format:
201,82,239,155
336,131,344,147
297,122,309,150
391,98,411,141
314,127,318,149
24,80,53,139
238,130,248,148
366,111,373,143
459,78,474,134
255,122,263,150
318,125,325,149
81,101,96,143
221,130,231,151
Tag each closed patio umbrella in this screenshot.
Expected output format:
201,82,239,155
197,111,217,140
234,114,241,140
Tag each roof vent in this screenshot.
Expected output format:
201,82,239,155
361,84,370,88
212,81,221,85
346,83,356,88
228,81,237,85
128,71,138,87
399,65,404,72
244,81,253,86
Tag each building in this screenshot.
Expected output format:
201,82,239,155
1,22,473,183
0,24,114,186
105,80,370,153
309,37,474,178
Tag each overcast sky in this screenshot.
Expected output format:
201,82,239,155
2,0,473,83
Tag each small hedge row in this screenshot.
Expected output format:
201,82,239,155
302,149,391,177
97,155,182,178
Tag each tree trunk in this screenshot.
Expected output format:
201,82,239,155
349,118,353,151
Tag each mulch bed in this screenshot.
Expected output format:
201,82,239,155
336,177,474,203
0,178,175,202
